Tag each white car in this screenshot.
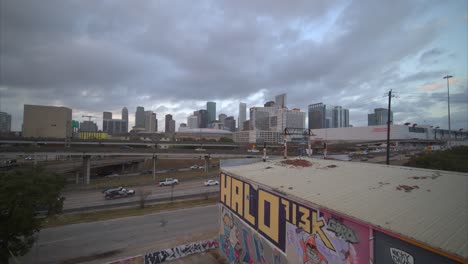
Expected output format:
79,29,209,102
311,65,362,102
159,178,179,187
247,149,260,153
204,180,219,186
195,148,206,151
190,165,199,169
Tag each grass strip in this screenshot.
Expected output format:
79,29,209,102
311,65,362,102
44,197,218,228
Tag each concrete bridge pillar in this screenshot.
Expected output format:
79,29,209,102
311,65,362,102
204,155,210,173
152,155,157,180
82,155,91,185
75,171,80,184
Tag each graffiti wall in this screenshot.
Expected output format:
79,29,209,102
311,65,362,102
144,239,219,264
219,172,370,264
220,205,288,264
107,239,218,264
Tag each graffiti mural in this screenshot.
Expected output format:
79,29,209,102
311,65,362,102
220,205,287,264
390,248,414,264
219,173,370,264
143,239,218,264
286,221,365,264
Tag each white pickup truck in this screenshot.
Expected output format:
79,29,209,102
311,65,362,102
159,178,179,187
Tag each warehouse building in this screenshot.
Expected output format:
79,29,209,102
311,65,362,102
311,124,468,143
219,158,467,264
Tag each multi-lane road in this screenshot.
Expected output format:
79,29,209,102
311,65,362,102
63,178,220,211
20,205,219,264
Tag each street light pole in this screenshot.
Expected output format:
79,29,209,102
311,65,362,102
443,75,453,147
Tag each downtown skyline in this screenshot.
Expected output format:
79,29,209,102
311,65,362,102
1,0,466,132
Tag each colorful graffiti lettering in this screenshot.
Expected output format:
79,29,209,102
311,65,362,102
286,223,360,264
144,239,218,264
220,173,335,252
220,172,371,264
390,248,414,264
220,206,288,264
326,218,359,244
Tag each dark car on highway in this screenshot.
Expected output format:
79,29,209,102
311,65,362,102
104,187,135,200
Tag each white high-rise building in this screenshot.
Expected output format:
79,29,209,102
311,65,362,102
238,103,246,131
276,108,306,131
333,106,350,128
187,115,199,129
144,111,157,132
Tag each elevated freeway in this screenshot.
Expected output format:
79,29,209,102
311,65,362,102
1,151,263,185
0,139,245,148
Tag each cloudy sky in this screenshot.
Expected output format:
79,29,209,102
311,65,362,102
1,0,467,131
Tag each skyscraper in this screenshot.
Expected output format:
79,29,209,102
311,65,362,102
333,106,350,128
219,114,227,124
250,106,276,130
207,102,216,123
188,115,198,129
277,108,306,131
275,93,287,109
238,103,246,131
169,119,176,133
308,103,326,129
122,107,128,132
308,103,350,129
145,111,157,132
368,108,393,126
224,116,236,132
0,112,11,133
198,110,209,128
165,114,176,133
135,106,145,128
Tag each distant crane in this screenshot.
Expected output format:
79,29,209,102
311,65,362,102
82,115,94,121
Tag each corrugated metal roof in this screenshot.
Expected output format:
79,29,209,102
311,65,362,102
221,158,468,259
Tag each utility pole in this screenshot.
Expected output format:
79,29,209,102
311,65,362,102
386,90,395,165
443,75,453,147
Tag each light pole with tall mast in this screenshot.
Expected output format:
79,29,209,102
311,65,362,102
443,75,453,147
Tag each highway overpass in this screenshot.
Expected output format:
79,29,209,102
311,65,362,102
1,151,263,185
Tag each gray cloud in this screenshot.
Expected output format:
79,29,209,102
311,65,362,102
419,48,445,64
1,0,466,131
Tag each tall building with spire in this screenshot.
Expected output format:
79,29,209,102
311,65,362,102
122,107,128,132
